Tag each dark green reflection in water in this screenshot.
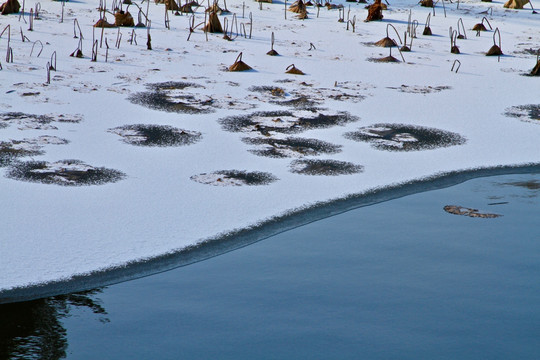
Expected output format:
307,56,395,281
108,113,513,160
0,291,107,360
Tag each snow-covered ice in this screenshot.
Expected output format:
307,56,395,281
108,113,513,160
0,0,539,298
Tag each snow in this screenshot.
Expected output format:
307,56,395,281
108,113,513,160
0,0,539,295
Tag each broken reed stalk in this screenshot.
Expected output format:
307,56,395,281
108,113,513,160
146,0,150,26
129,29,137,44
339,7,344,23
19,0,26,24
147,20,152,49
29,9,34,31
267,31,279,55
105,38,109,62
61,0,65,23
530,50,540,76
348,15,356,32
395,42,405,62
100,16,106,47
70,38,83,57
240,22,247,38
449,27,459,54
451,59,461,72
232,13,239,39
1,25,10,44
30,40,43,56
204,11,208,41
50,51,57,70
407,9,412,36
6,47,13,63
115,28,122,48
46,61,50,84
91,39,98,61
165,5,170,29
223,17,230,39
401,31,412,51
249,12,252,39
441,0,446,17
423,12,432,35
35,2,41,19
457,18,466,39
20,27,30,42
412,19,418,38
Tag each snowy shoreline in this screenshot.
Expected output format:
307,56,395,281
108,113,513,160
1,163,539,303
1,0,539,300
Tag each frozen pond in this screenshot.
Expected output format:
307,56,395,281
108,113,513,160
1,172,539,359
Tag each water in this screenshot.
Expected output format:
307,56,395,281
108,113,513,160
1,173,539,359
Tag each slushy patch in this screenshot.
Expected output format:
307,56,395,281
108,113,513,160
6,160,125,186
190,170,278,186
289,159,363,176
0,136,68,167
386,85,452,94
504,104,540,123
242,137,342,158
248,82,366,107
0,142,43,167
129,81,255,113
108,124,202,147
219,110,359,136
0,112,82,130
248,86,287,97
344,123,466,151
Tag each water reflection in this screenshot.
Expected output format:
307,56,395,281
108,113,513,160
0,290,107,360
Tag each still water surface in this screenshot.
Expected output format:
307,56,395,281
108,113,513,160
1,173,539,359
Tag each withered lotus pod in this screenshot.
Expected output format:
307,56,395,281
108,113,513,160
229,52,252,71
114,11,135,26
203,11,223,33
285,64,305,75
365,0,383,21
0,0,20,15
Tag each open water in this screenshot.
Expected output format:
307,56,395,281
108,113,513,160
1,172,539,359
